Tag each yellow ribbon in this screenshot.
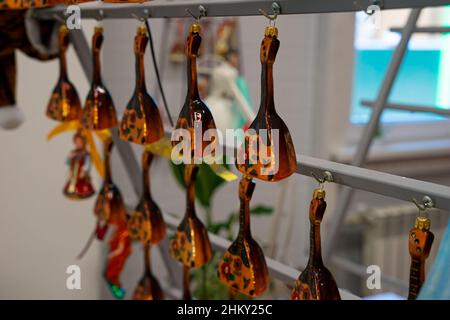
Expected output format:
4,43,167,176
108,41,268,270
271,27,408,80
47,120,110,178
145,137,237,182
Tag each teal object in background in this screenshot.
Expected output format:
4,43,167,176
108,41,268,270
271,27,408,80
351,49,447,124
418,220,450,300
232,76,254,128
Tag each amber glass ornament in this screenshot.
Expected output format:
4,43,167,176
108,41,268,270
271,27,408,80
218,176,268,297
94,137,127,225
120,26,164,145
170,165,212,267
103,0,147,3
236,26,296,182
408,216,434,300
46,25,82,122
128,150,166,245
291,189,340,300
82,26,118,130
172,22,217,162
63,129,95,199
0,0,60,9
133,244,164,300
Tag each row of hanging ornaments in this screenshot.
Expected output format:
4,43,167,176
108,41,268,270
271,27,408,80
45,9,435,300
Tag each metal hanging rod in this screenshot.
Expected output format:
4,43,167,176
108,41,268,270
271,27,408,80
390,26,450,33
296,154,450,211
33,0,450,21
361,100,450,117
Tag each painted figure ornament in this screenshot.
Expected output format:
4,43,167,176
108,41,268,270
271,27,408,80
63,129,95,199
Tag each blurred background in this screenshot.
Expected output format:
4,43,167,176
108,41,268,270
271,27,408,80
0,5,449,299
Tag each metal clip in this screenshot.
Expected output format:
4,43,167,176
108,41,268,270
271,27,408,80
311,171,334,189
412,196,434,213
186,5,207,22
259,2,281,26
94,9,104,27
131,9,149,22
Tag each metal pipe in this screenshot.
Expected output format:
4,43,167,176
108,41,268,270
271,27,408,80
391,26,450,34
33,0,447,20
361,99,450,117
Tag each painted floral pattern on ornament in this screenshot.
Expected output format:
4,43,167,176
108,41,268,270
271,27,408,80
169,217,211,268
120,109,147,145
217,251,258,297
290,280,314,300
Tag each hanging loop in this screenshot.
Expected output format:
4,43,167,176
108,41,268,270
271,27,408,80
53,13,66,24
186,5,207,22
311,171,334,189
94,9,104,26
131,9,149,23
364,0,381,16
412,196,434,213
259,2,281,26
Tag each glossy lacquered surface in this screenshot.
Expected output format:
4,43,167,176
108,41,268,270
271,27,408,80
236,29,297,182
408,217,434,300
82,26,118,130
120,26,164,145
291,189,340,300
218,176,269,297
47,25,82,122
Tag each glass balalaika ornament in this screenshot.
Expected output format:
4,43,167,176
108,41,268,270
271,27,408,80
128,151,166,300
217,176,269,297
94,137,131,299
408,216,434,300
128,151,166,244
82,26,118,130
120,26,164,145
63,129,95,199
133,244,164,300
236,24,297,182
291,188,340,300
171,21,217,161
218,24,297,298
169,165,212,299
46,24,82,122
170,21,215,299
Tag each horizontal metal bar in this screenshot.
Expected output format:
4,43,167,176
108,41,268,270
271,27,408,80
162,213,360,300
390,26,450,33
297,154,450,211
331,255,409,292
33,0,450,20
361,99,450,117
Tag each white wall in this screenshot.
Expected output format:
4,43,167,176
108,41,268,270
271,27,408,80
0,22,103,299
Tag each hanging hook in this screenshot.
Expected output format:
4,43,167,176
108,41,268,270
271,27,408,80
364,0,381,16
185,5,207,22
53,13,66,24
311,171,334,189
412,196,434,213
94,9,104,26
259,2,281,25
131,9,150,22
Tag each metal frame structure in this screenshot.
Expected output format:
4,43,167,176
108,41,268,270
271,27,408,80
34,0,450,299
